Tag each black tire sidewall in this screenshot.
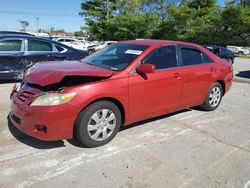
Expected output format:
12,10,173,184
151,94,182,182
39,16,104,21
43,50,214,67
75,101,121,147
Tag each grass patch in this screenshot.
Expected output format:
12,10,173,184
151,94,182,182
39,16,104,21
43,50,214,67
235,55,250,59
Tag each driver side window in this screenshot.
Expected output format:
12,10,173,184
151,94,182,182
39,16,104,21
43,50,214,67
143,45,178,70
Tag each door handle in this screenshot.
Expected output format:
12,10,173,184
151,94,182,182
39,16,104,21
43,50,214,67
210,67,216,72
174,73,181,79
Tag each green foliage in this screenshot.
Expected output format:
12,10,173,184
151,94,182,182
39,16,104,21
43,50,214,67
80,0,250,45
74,31,85,37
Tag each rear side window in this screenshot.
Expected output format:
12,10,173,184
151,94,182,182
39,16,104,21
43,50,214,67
181,47,203,66
143,45,178,69
28,40,52,52
202,53,212,64
55,45,65,52
0,40,22,51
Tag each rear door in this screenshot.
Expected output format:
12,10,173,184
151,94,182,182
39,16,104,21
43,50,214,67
178,45,214,107
0,39,25,80
24,39,57,65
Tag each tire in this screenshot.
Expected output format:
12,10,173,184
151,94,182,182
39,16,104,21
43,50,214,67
200,82,223,111
75,100,121,147
239,51,243,55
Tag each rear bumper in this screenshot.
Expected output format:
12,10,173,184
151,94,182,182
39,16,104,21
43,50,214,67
224,72,233,94
9,92,78,141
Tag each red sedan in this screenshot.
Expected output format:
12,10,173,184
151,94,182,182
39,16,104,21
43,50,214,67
9,40,233,147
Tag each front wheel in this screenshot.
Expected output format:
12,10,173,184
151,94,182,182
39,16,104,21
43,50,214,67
75,101,121,147
200,82,223,111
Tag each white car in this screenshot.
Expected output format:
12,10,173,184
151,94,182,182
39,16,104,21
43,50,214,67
227,46,249,55
94,41,117,51
55,38,79,46
244,47,250,55
70,41,96,51
54,38,96,51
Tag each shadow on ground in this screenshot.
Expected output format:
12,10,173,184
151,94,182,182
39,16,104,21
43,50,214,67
120,108,192,132
68,108,194,148
7,108,197,149
8,116,65,149
236,70,250,79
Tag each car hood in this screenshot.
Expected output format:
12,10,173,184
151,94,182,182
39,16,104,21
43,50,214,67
26,61,115,86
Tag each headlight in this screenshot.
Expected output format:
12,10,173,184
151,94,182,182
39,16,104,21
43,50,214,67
30,92,76,106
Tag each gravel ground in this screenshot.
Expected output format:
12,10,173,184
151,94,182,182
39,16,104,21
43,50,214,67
0,58,250,188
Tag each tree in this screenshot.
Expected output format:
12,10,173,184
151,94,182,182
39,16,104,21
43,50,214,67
152,1,222,44
216,4,250,45
19,20,29,32
227,0,250,6
79,0,250,45
74,31,85,37
79,0,117,40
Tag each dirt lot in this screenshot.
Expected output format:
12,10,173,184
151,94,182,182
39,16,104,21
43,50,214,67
0,58,250,188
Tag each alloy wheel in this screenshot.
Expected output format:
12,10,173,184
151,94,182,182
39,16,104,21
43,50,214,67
87,109,116,141
209,87,221,107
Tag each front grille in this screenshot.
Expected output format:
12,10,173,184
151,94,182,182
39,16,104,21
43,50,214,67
17,91,35,102
11,113,21,124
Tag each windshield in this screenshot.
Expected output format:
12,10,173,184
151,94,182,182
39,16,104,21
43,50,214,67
82,43,148,71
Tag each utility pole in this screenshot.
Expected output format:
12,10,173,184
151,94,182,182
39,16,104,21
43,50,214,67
36,17,39,33
106,0,109,20
106,0,109,40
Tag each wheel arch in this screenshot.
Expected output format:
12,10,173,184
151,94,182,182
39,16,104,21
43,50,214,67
76,97,126,126
215,80,225,95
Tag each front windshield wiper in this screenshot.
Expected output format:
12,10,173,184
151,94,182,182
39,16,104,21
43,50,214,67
110,67,119,71
84,62,115,71
85,62,95,66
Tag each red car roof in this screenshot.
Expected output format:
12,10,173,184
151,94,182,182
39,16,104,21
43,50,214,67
120,40,202,48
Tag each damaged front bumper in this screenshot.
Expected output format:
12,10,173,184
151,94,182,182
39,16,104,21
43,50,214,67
9,86,79,141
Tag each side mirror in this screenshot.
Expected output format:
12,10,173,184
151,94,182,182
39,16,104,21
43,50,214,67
137,63,156,74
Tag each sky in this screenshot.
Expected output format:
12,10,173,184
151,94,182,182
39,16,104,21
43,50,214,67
0,0,225,32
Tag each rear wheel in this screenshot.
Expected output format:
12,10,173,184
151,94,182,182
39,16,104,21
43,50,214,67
75,101,121,147
200,82,223,111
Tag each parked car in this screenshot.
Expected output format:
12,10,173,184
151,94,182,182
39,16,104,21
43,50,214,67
87,41,117,53
243,47,250,55
227,46,249,55
0,34,89,81
9,40,233,147
54,38,79,46
203,45,235,65
70,41,96,51
87,44,99,53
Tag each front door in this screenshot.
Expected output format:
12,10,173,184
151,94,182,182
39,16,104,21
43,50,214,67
128,45,183,122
